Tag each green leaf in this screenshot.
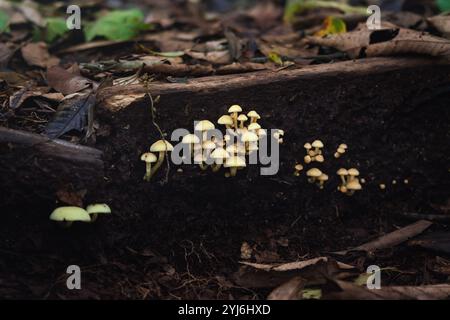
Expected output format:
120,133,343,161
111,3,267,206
301,288,322,299
0,10,10,33
284,0,367,23
84,9,150,41
437,0,450,12
45,18,69,43
268,52,283,65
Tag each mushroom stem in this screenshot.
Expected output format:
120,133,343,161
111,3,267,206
199,162,208,171
212,164,222,172
150,151,165,178
229,167,238,177
143,162,153,181
232,113,238,129
90,213,98,223
59,221,73,228
339,176,346,185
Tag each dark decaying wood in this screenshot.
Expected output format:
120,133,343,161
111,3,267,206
0,127,104,201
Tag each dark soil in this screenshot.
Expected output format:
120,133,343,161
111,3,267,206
0,64,449,299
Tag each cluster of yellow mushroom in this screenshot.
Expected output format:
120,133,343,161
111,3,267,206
306,168,329,189
304,140,324,163
337,168,362,195
141,139,174,181
183,105,267,177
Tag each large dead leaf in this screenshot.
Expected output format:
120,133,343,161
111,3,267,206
234,257,356,289
21,42,60,68
307,25,450,59
47,66,97,95
326,280,450,300
334,220,432,255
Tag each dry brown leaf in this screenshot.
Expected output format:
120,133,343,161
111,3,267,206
56,188,86,207
307,25,450,59
267,276,305,300
186,50,231,64
21,42,60,69
428,14,450,39
47,66,97,95
334,220,432,255
327,280,450,300
240,257,354,271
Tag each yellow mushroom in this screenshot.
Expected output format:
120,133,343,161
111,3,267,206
337,168,348,185
315,154,324,163
294,163,303,176
304,155,312,164
306,168,322,184
346,179,362,196
141,152,157,181
195,120,215,141
211,147,230,172
237,114,248,129
317,173,329,189
347,168,360,182
182,134,200,156
224,156,246,177
241,131,258,153
311,140,324,155
149,140,174,178
218,115,233,129
228,105,242,129
247,110,261,124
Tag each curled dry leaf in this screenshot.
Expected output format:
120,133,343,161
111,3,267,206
186,50,231,64
334,220,433,255
21,42,60,69
307,25,450,59
47,66,97,95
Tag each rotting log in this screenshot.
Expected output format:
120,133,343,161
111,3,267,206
0,127,104,202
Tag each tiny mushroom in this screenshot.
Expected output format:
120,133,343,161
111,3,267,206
304,155,312,164
294,163,303,176
347,168,360,182
228,105,242,129
50,206,91,227
247,110,261,124
306,168,322,184
248,122,261,132
224,156,246,177
315,154,324,163
218,115,233,129
337,168,348,185
237,114,248,129
195,120,215,141
150,139,174,178
241,131,258,153
317,173,329,189
211,147,230,172
141,152,157,181
182,134,200,156
86,203,111,222
334,147,346,159
380,183,386,190
311,140,324,155
346,179,362,195
304,143,312,155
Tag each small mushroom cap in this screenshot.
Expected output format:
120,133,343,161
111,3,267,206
182,134,200,144
237,114,248,122
304,155,312,163
306,168,322,177
348,168,360,176
202,140,216,150
337,147,346,153
247,110,261,119
258,130,267,137
218,115,233,125
211,148,230,159
195,120,215,132
141,152,157,163
337,168,348,176
150,140,174,152
304,143,312,149
318,173,329,181
241,131,259,142
248,123,261,131
224,156,246,168
248,143,259,152
86,204,111,215
312,140,324,148
50,206,91,222
315,155,324,162
339,143,348,150
228,105,242,113
295,164,304,171
347,179,362,190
